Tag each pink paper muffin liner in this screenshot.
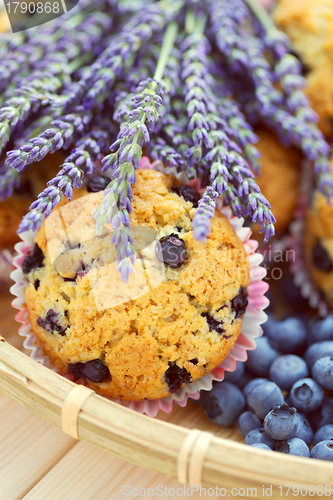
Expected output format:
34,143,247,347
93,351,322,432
288,161,331,317
10,159,269,417
0,249,14,290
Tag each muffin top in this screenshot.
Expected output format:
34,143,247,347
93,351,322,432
24,169,250,400
0,152,64,250
253,128,302,237
273,0,333,136
305,164,333,307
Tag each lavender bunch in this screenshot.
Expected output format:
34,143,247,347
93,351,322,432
0,0,332,283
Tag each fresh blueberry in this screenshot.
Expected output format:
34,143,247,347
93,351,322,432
269,355,309,391
314,425,333,445
293,413,313,446
224,361,245,383
280,275,312,316
22,244,45,274
247,380,284,420
243,378,269,399
233,371,253,391
202,382,245,426
172,185,200,207
304,341,333,369
318,398,333,428
202,312,225,335
311,440,333,461
263,403,297,441
86,175,109,192
250,443,272,451
312,242,333,272
312,356,333,390
290,378,324,413
245,428,275,449
165,362,191,393
68,359,110,383
37,309,66,336
156,234,187,268
238,411,262,437
307,408,324,432
307,317,333,344
264,317,307,354
262,315,277,336
231,287,248,319
275,438,310,457
246,337,280,376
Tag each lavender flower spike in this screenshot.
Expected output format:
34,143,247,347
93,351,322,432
18,129,107,234
94,78,166,281
192,187,219,241
6,109,90,172
0,163,21,200
95,22,178,280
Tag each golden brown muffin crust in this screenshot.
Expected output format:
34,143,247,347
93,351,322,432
305,163,333,307
24,169,250,401
253,128,302,237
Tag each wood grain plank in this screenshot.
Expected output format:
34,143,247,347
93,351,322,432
22,441,225,500
0,392,76,500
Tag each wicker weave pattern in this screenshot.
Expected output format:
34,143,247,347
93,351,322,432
1,336,333,500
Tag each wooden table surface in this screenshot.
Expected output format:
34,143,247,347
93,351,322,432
0,288,243,500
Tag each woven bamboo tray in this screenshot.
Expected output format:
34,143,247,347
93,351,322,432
1,287,333,500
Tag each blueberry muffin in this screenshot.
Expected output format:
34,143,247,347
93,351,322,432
273,0,333,137
304,164,333,307
22,169,250,401
253,128,302,237
0,152,64,250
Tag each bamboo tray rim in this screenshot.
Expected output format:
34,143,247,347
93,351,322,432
1,335,333,498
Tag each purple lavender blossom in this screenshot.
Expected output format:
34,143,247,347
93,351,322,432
18,129,109,234
63,5,169,112
94,78,166,282
0,163,21,200
6,109,90,172
192,187,219,241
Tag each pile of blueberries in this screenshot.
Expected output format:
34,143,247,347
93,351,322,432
197,285,333,461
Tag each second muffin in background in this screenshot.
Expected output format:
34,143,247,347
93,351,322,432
252,128,302,239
